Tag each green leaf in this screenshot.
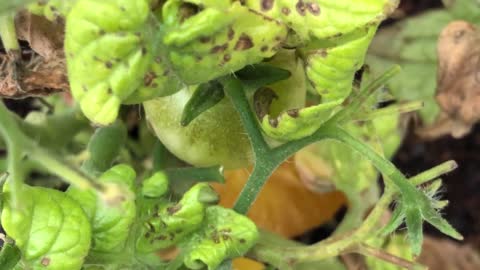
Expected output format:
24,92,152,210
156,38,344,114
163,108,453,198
183,206,259,270
243,0,398,41
161,0,287,85
367,3,480,124
260,26,381,141
65,0,181,125
181,81,225,126
0,240,21,270
1,185,92,269
141,171,169,198
0,0,37,14
28,0,75,20
67,164,136,254
136,183,216,253
81,121,127,177
444,0,480,23
235,63,292,91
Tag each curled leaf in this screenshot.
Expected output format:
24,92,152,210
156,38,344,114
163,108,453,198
183,206,259,270
65,0,180,125
1,185,91,269
162,0,287,85
67,164,136,253
137,183,216,253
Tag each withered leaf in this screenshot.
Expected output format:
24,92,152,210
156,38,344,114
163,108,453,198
419,21,480,139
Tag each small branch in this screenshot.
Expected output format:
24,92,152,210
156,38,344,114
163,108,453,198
28,147,104,191
232,162,277,214
353,244,427,270
0,101,28,207
329,65,401,124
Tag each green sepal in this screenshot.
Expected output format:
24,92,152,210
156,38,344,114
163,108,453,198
181,81,225,127
0,239,21,270
183,206,259,270
235,63,292,91
81,121,127,177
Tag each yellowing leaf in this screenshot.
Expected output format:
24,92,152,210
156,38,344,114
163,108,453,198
212,162,346,237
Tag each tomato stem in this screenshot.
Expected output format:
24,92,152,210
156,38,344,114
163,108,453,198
0,101,28,208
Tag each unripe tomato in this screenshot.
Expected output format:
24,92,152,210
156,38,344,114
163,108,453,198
144,87,254,169
144,49,306,169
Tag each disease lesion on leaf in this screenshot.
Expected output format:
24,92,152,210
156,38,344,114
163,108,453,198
418,20,480,139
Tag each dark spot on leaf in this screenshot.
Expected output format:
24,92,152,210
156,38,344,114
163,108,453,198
319,49,328,58
144,72,157,87
269,117,279,127
156,235,167,241
254,87,278,119
239,238,246,244
211,43,228,53
41,257,50,266
228,28,235,40
99,29,106,35
199,36,211,43
141,47,147,55
105,61,113,69
167,204,182,215
261,0,274,11
235,33,254,51
282,7,291,15
261,46,269,52
296,0,306,16
287,109,300,118
307,2,321,15
223,54,231,62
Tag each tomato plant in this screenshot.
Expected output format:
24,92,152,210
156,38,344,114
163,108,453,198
0,0,468,270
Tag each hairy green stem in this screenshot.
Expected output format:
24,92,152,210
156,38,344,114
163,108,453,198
0,12,19,51
0,102,28,207
28,147,103,191
0,101,104,194
250,160,457,266
330,65,401,124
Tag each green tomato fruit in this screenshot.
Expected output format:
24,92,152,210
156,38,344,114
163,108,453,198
144,49,306,169
144,86,253,169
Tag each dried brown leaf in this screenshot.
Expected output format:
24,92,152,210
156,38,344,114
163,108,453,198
418,21,480,139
